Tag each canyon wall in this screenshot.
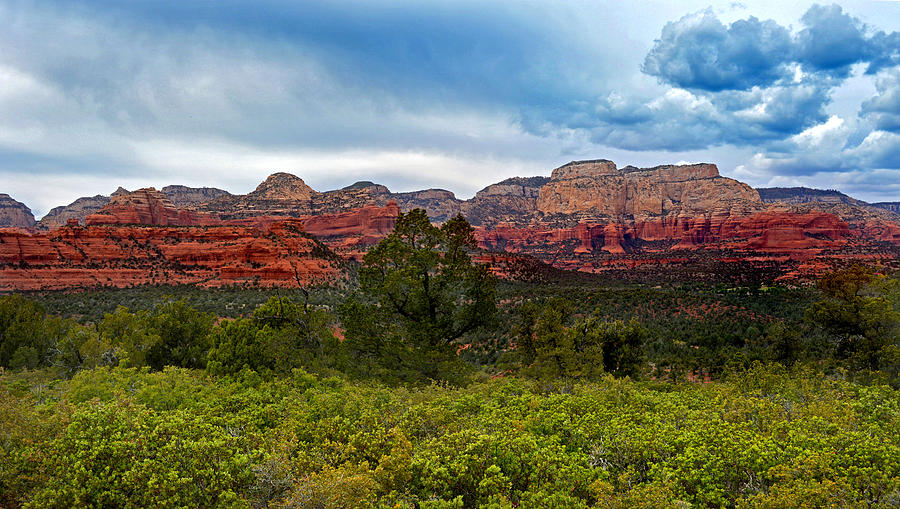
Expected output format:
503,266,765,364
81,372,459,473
85,188,221,226
0,220,341,291
2,158,897,289
536,160,761,217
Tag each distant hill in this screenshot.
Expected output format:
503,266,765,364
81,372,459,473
756,187,866,206
873,202,900,213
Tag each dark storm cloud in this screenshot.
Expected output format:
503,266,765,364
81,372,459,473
7,0,604,127
642,4,892,91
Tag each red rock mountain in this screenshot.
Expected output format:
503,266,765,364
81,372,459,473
85,188,220,226
39,194,112,229
2,159,898,289
161,185,231,208
536,161,760,218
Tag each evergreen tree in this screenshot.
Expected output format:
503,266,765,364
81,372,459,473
340,209,496,383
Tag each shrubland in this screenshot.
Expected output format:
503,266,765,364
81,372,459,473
0,210,898,507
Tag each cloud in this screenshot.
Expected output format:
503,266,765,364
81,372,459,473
582,78,834,151
642,9,793,91
860,68,900,132
849,130,900,168
643,4,894,90
795,4,874,77
0,0,898,212
582,2,900,181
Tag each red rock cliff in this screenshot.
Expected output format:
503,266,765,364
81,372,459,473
536,160,761,217
85,188,221,226
0,220,340,290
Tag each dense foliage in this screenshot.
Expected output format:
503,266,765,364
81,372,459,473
1,210,898,507
1,364,898,507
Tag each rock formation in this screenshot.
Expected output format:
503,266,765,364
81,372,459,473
0,220,341,290
249,172,318,201
0,194,36,229
85,188,220,226
7,158,898,289
757,187,866,206
461,177,548,226
299,202,400,259
536,160,761,218
39,194,111,229
161,185,231,208
390,189,462,222
873,202,900,214
198,173,320,219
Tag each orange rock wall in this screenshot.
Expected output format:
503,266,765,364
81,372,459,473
0,221,339,291
476,211,854,258
537,162,761,216
85,188,221,226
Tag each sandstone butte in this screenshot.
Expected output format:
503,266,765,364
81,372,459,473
1,159,898,289
85,187,221,227
472,160,891,253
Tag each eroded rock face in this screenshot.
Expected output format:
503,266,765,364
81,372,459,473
249,173,318,201
85,188,220,226
873,202,900,214
161,185,231,208
39,194,111,229
199,173,323,219
300,202,400,259
472,209,893,282
476,210,852,255
18,158,900,287
0,194,36,229
551,159,618,179
462,177,548,226
537,161,761,217
0,221,341,290
390,189,462,222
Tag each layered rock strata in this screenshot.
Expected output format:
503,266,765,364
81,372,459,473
0,220,341,290
536,160,761,218
39,194,111,229
85,188,220,226
461,177,548,226
161,185,231,208
0,194,36,229
4,158,898,288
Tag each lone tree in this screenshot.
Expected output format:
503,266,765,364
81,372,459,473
340,209,496,383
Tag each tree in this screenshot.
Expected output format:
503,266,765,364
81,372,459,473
0,295,51,370
517,298,647,380
143,298,215,371
588,317,647,378
206,296,340,376
807,265,899,372
340,209,496,383
96,306,159,368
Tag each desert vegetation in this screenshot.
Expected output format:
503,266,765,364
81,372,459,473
1,211,898,507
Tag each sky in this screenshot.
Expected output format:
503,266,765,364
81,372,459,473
1,0,899,217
